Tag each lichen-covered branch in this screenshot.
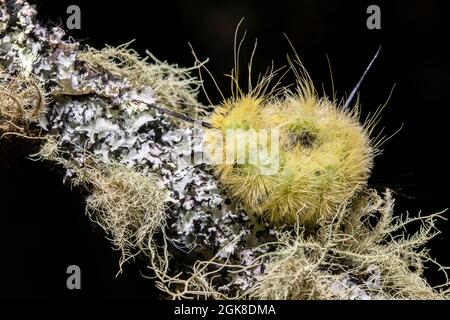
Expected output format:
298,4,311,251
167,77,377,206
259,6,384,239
1,1,448,300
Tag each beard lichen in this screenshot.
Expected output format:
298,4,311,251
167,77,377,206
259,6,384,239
83,164,169,269
146,188,449,300
0,72,47,139
34,138,169,271
247,189,449,300
77,42,208,124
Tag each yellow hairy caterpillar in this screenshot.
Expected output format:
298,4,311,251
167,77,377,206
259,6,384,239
203,32,388,226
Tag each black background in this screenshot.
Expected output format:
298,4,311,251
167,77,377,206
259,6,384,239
1,0,449,300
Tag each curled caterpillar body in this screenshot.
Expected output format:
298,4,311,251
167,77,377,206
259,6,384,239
205,66,375,226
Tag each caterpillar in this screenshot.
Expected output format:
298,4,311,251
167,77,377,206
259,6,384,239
203,34,383,227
